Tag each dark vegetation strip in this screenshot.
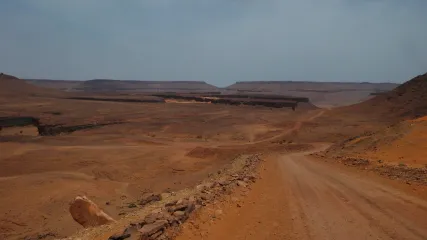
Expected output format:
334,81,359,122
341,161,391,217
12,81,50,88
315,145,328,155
152,94,208,102
213,94,308,102
37,122,122,136
211,98,297,109
153,93,309,102
370,92,390,96
66,97,165,103
152,94,298,109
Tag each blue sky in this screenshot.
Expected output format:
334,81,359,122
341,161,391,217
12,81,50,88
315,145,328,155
1,0,426,86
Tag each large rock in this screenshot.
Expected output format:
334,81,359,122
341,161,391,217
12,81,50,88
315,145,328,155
69,196,115,228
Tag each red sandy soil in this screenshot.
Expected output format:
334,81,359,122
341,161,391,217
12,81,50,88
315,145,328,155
2,73,426,240
320,73,427,169
175,74,427,240
325,116,427,167
0,76,317,239
177,144,427,240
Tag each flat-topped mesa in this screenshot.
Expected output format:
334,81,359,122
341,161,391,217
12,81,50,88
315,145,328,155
25,79,82,91
76,79,219,92
89,79,209,84
227,80,399,107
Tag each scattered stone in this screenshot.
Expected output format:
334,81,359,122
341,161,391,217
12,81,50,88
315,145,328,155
218,179,231,186
108,232,131,240
165,200,178,207
185,203,196,214
199,193,211,201
139,220,168,238
237,180,247,187
176,198,187,205
188,196,196,203
201,189,212,194
156,234,170,240
149,230,165,240
196,183,213,191
128,203,137,208
24,232,57,240
169,203,188,212
173,211,185,217
214,209,223,217
160,192,171,200
151,208,164,214
139,193,162,206
144,212,172,224
246,174,257,182
69,196,115,228
124,225,140,236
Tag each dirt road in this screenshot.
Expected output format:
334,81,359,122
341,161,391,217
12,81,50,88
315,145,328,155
178,145,427,240
215,110,326,148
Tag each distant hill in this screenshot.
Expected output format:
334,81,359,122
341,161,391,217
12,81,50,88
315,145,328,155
324,73,427,167
25,79,82,91
26,79,220,93
345,73,427,120
76,79,219,92
0,74,60,97
23,78,405,108
226,81,398,107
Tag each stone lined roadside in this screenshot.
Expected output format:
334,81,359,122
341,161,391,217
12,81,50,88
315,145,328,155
64,154,262,240
313,153,427,185
108,154,261,240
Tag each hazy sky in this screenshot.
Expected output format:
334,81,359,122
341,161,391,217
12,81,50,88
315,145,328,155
1,1,426,86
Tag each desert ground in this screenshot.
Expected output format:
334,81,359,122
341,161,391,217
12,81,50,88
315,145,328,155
1,73,427,240
0,100,309,239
